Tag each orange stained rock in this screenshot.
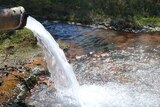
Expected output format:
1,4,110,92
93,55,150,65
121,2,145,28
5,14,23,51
0,71,27,103
25,57,47,69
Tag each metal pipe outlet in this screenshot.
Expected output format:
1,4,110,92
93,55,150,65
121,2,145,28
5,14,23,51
0,6,28,31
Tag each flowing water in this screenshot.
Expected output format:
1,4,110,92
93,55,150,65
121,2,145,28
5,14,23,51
25,16,83,106
25,17,160,107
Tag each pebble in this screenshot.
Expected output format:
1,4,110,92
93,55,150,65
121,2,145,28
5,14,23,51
101,53,109,57
75,56,82,60
7,67,14,71
93,54,100,58
92,58,96,61
75,55,87,60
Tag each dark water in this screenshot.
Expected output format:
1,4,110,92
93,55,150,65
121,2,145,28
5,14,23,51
43,22,92,42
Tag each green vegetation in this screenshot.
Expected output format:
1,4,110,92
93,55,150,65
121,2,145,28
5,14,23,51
0,0,160,46
0,29,37,52
0,0,160,24
134,17,160,27
0,0,159,50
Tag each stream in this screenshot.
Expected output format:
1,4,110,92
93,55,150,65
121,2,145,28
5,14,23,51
26,21,160,107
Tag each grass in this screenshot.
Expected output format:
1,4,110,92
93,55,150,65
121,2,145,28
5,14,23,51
134,17,160,27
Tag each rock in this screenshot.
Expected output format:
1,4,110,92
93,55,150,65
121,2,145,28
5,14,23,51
0,71,26,104
0,79,3,86
101,53,109,57
92,58,96,61
5,46,15,55
75,55,87,60
42,20,49,25
75,56,82,60
32,68,49,76
25,57,47,70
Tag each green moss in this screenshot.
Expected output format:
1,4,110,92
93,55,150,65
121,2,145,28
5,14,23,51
10,29,37,47
0,29,37,50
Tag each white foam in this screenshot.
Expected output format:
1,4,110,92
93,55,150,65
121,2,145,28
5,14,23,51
79,83,160,107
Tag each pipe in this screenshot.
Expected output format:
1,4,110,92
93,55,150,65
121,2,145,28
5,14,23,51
0,6,28,31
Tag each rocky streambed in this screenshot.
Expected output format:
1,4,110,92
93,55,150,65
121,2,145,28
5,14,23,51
0,22,160,107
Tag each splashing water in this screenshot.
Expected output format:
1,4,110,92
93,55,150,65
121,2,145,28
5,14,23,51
25,16,82,106
25,16,160,107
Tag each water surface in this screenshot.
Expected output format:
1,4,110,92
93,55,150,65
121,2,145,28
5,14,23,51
26,19,160,107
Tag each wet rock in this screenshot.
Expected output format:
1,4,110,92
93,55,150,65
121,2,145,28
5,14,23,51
32,69,49,76
0,55,50,106
5,46,16,55
0,71,26,104
75,55,87,60
25,57,49,76
100,53,110,57
6,66,15,71
18,66,23,69
0,79,3,86
102,18,160,33
25,76,37,91
75,56,82,60
37,76,52,87
25,57,47,70
92,58,96,61
3,101,35,107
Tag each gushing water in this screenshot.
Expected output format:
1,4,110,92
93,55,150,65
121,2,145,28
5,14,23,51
25,16,82,106
25,16,160,107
